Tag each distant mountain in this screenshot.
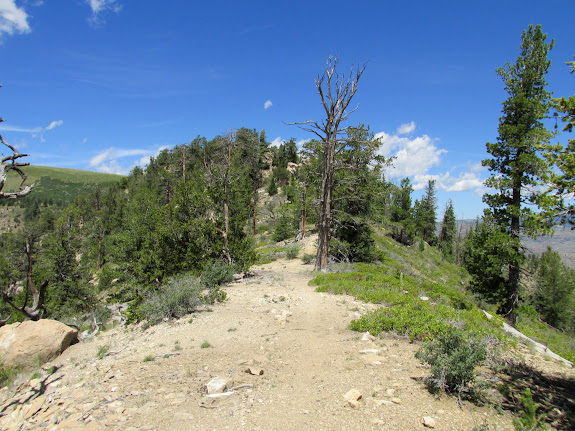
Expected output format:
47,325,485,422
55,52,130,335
449,219,575,269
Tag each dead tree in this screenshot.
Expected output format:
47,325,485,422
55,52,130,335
2,238,48,321
0,84,40,326
0,106,34,198
291,57,365,271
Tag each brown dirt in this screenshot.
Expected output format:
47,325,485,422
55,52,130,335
2,244,574,430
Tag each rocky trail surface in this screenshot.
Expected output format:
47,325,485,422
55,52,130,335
1,253,573,430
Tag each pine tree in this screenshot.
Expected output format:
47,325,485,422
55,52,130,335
482,25,558,324
439,199,456,262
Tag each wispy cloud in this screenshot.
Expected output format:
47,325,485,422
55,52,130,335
86,0,121,25
89,145,168,175
396,121,415,135
264,100,273,110
0,0,31,37
0,119,63,135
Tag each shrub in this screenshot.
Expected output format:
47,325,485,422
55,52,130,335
201,260,234,288
139,274,203,325
285,245,300,260
302,253,315,265
513,388,548,431
415,329,487,397
0,363,18,388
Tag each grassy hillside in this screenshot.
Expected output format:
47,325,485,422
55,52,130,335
1,165,123,209
2,165,123,190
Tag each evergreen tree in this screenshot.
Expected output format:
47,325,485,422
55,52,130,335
482,25,557,324
550,56,575,226
390,178,415,245
414,179,438,245
532,247,575,330
439,199,456,262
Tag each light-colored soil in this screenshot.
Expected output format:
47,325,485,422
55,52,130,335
2,244,573,430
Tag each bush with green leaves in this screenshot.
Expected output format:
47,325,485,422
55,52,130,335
284,244,300,260
415,329,487,396
301,253,315,265
512,388,548,431
0,363,18,388
201,260,234,288
139,274,204,325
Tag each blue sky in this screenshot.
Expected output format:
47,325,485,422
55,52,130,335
0,0,574,219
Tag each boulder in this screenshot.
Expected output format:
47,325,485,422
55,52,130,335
0,319,78,369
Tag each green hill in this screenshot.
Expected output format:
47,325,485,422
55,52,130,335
2,165,123,207
3,165,123,190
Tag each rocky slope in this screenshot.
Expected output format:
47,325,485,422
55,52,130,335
1,252,573,430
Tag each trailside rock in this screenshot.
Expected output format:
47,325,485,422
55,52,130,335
0,319,78,369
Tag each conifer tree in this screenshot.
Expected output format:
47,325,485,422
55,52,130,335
482,25,558,324
439,199,456,262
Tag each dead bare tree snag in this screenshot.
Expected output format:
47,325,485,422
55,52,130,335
0,84,41,326
0,86,34,200
291,57,366,271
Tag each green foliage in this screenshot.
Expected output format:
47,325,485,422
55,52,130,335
482,25,558,322
464,216,521,312
512,388,548,431
414,179,438,245
266,176,278,196
200,340,210,349
0,363,18,388
310,263,501,341
415,329,487,396
143,355,154,362
201,260,234,288
97,344,110,360
138,274,204,325
532,247,575,330
301,253,315,265
272,204,297,243
439,199,457,262
284,244,300,260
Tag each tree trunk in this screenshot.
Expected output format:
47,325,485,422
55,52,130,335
506,181,522,325
315,140,335,271
252,189,258,237
296,180,307,241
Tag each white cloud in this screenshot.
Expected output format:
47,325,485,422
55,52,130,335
396,121,415,135
376,131,446,178
87,0,121,24
270,137,283,148
89,146,168,175
445,172,485,192
0,0,31,37
46,120,63,130
0,120,64,136
264,100,272,110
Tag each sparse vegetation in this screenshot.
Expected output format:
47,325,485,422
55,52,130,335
200,340,210,349
415,329,487,397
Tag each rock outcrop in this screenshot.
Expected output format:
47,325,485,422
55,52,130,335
0,319,78,369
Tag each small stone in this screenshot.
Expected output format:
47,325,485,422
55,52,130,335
372,418,384,425
343,389,362,402
347,399,360,409
245,367,264,376
391,398,402,404
206,377,228,394
419,296,430,301
359,349,380,355
423,416,436,428
361,332,375,342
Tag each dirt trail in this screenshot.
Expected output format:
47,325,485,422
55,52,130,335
3,252,567,430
